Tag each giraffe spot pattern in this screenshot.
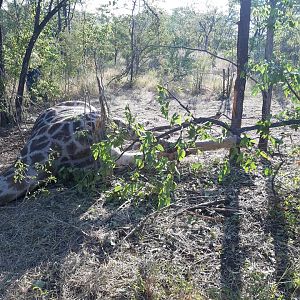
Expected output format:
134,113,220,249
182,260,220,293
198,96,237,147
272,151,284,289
0,101,113,205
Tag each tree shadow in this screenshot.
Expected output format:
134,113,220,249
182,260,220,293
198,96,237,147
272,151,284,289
218,96,231,117
273,87,289,110
0,190,97,298
265,179,293,299
220,168,252,299
0,181,156,299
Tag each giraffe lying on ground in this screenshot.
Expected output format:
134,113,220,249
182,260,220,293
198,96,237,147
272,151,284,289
0,101,137,205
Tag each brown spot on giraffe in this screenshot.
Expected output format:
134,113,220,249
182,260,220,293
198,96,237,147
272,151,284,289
48,123,62,135
30,153,46,164
66,141,77,156
30,138,50,152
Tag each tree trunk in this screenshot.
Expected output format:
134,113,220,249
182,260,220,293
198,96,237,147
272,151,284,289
0,0,9,127
15,32,39,121
230,0,251,135
57,0,62,34
258,0,276,151
15,0,69,122
129,0,137,87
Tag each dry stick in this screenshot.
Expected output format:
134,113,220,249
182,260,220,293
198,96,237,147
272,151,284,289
271,160,284,198
165,88,195,118
47,216,90,237
174,199,227,217
123,199,238,242
104,199,132,223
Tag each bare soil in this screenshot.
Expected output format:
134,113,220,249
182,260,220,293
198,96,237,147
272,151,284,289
0,86,299,300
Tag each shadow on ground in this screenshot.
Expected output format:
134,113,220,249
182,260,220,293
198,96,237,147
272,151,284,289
266,179,293,299
0,189,97,299
220,168,254,300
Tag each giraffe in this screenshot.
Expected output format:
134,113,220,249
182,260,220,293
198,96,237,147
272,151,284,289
0,101,137,205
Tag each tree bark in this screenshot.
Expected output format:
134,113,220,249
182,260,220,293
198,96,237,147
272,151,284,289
15,0,69,122
129,0,137,87
0,0,9,127
258,0,276,151
230,0,251,135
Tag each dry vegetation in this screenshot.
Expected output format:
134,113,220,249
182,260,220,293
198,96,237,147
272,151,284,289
0,78,299,299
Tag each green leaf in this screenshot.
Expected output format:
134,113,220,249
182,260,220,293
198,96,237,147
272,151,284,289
114,185,122,192
177,147,186,161
171,112,182,126
263,167,272,176
156,144,165,152
259,150,271,160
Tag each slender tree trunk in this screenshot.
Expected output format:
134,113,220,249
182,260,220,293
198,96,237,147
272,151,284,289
0,0,9,127
258,0,276,151
15,32,39,121
15,0,69,122
114,48,118,65
57,0,62,34
230,0,251,135
129,0,137,87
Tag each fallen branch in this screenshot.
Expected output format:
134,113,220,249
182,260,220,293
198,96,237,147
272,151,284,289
239,119,300,133
115,116,299,163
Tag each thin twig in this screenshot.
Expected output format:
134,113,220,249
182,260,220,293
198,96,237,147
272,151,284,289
284,77,300,102
147,44,261,84
165,88,195,119
174,199,227,217
149,45,237,67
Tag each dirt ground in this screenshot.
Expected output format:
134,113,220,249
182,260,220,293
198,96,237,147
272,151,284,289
0,85,299,300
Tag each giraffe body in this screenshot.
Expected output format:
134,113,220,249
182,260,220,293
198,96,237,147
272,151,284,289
0,101,135,205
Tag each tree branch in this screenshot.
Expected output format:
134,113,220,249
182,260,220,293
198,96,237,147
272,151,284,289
148,44,260,85
149,44,237,67
239,119,300,133
39,0,69,31
284,77,300,102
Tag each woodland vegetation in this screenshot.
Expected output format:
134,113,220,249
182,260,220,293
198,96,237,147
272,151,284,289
0,0,299,299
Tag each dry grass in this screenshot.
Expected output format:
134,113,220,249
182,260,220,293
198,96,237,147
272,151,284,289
0,153,299,299
0,81,299,299
135,71,160,92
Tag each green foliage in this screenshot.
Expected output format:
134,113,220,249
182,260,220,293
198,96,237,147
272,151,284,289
250,0,300,114
157,85,170,119
13,160,28,183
